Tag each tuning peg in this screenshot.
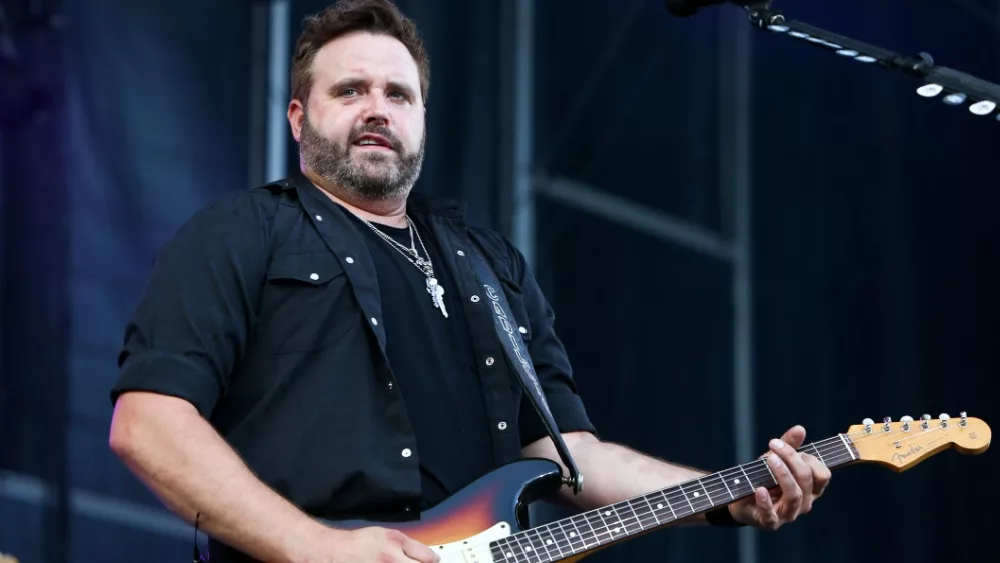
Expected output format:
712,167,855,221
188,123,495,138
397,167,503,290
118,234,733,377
882,417,892,432
900,415,913,431
921,414,931,429
939,413,950,427
960,411,968,427
862,417,874,434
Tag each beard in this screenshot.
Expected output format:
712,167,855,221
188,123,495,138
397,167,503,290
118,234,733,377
299,114,425,201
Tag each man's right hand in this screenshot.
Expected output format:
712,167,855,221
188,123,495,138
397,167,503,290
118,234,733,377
317,527,441,563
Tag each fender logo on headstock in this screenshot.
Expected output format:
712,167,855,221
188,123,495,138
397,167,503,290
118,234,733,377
969,432,979,440
891,443,923,465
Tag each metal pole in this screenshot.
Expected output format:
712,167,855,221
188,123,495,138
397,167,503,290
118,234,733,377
511,0,535,268
718,10,757,563
267,0,290,182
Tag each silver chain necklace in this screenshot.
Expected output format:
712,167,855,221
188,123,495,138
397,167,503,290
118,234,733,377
359,216,448,318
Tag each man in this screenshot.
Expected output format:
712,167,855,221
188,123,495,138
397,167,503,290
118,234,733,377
108,1,831,562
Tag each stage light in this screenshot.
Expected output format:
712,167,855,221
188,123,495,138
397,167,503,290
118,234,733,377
916,84,943,97
969,100,996,115
855,55,877,63
836,49,859,57
943,93,967,105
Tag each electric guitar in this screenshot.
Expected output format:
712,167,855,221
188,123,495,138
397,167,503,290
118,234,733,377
304,412,991,563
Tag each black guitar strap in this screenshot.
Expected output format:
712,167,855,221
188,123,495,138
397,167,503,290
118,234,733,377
467,246,584,494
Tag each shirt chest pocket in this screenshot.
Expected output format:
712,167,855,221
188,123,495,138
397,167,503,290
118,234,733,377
259,251,356,354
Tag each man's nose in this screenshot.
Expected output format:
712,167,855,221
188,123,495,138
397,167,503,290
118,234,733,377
361,93,390,125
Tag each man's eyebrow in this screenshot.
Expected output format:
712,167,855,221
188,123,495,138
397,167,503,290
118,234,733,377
329,78,367,92
386,81,416,97
328,78,416,97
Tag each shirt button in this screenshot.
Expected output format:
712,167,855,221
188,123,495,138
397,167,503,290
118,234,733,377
315,214,323,221
497,421,507,430
345,257,354,264
309,273,319,281
456,250,465,257
470,295,480,303
401,448,412,458
519,326,527,334
371,318,379,326
485,357,494,366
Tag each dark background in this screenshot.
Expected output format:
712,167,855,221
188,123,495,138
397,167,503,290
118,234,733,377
2,0,997,562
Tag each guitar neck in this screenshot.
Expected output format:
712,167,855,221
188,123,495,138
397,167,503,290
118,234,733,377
491,434,859,562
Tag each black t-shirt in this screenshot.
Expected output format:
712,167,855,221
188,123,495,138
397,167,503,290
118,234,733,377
344,209,495,509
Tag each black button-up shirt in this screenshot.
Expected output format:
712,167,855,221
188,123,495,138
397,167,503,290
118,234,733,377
110,170,596,525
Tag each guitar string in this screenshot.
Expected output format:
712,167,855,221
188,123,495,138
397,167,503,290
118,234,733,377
490,424,962,562
491,429,945,562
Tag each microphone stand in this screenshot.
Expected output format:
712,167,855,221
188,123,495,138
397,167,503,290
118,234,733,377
740,0,1000,119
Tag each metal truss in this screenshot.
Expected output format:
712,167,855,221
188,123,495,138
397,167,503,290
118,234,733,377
506,6,759,563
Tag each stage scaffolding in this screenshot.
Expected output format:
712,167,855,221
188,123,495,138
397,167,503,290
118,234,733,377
501,4,760,563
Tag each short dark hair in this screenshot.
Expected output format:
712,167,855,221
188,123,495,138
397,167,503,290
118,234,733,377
291,0,430,106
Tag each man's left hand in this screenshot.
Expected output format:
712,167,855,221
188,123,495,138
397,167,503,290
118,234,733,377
728,425,832,530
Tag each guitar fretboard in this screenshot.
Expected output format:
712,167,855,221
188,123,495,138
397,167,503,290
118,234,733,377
490,434,859,563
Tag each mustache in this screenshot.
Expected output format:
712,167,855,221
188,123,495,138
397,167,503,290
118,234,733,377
348,124,402,152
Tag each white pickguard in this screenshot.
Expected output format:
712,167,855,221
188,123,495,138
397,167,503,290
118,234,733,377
426,521,512,563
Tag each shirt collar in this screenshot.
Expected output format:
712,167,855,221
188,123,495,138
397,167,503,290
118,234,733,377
274,166,468,220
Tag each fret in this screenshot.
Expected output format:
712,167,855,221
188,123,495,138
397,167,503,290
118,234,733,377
809,443,824,465
640,493,663,526
651,488,679,521
697,478,716,507
590,507,615,544
616,500,645,534
605,503,632,538
677,481,713,515
761,456,777,485
544,521,570,558
576,510,603,549
490,540,510,563
543,522,566,561
511,532,540,563
737,463,755,494
557,517,585,554
704,474,733,507
632,495,659,529
718,471,736,501
525,528,554,563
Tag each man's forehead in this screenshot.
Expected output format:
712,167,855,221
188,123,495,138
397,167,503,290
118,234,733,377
314,33,419,85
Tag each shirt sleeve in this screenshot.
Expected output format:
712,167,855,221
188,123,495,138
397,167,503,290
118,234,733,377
110,191,271,418
503,240,599,448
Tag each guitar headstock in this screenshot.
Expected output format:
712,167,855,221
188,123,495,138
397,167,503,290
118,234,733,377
848,412,990,472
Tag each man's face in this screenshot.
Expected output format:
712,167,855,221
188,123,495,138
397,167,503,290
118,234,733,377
291,31,425,200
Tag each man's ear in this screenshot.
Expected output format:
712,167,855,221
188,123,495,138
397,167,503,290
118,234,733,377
287,99,304,142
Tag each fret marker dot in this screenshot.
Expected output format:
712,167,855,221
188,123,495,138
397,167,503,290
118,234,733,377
506,552,512,557
525,547,532,552
657,503,664,509
613,527,621,533
734,479,741,484
605,510,611,516
693,492,700,497
570,532,576,537
546,540,553,545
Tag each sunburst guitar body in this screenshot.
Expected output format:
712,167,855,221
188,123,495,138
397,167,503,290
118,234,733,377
241,413,991,562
